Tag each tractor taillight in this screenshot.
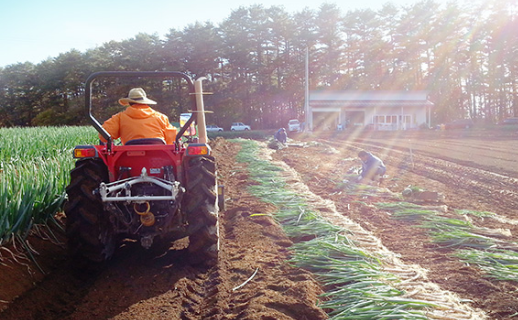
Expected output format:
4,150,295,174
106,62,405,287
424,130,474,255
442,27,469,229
73,146,98,158
186,144,210,156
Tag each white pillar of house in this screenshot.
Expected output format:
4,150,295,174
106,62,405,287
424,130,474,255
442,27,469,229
401,106,404,130
428,103,431,128
304,47,312,131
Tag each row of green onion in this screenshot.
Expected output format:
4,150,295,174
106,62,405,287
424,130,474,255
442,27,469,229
377,201,518,283
234,139,440,319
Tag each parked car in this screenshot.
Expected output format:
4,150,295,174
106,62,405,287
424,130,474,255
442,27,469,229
206,125,224,132
288,119,300,132
499,117,518,125
444,119,474,129
231,122,251,131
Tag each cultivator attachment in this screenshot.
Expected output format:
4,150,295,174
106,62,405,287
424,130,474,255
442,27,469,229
98,167,183,203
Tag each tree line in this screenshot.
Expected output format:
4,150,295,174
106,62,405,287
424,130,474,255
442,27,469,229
0,0,516,129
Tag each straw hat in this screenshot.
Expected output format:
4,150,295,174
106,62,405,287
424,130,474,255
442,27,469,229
119,88,157,105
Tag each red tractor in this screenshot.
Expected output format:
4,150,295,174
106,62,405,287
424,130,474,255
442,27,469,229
65,71,219,266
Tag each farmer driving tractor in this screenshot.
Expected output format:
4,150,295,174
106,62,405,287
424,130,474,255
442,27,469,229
99,88,177,145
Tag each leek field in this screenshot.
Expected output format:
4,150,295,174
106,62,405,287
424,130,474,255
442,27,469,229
0,126,97,248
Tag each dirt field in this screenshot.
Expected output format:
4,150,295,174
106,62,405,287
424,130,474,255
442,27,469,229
1,129,517,319
276,129,518,319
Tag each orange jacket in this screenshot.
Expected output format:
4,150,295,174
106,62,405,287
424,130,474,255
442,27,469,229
100,104,177,145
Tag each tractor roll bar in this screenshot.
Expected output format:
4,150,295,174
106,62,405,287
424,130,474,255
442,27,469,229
84,71,197,149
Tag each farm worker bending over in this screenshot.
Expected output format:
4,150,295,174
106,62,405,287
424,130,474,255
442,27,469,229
357,150,386,183
99,88,177,145
274,128,287,144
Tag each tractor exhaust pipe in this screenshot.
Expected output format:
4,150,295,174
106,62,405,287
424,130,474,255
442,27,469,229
194,78,208,144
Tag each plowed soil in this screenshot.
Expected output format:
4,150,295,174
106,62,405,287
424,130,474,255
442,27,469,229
1,129,518,320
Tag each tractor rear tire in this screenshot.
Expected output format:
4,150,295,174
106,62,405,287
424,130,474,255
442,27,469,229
65,159,115,264
183,156,219,266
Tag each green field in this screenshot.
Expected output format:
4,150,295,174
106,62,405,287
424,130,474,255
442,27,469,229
0,126,98,246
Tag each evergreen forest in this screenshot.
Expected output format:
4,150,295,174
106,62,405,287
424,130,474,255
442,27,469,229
0,0,516,129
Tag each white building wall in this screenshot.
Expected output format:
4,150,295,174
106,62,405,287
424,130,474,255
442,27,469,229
309,90,433,131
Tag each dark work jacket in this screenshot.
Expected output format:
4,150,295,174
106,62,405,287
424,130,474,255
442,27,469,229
274,129,287,143
360,152,386,178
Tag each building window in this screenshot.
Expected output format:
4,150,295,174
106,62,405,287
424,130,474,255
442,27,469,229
386,115,397,123
373,115,385,123
374,115,399,124
399,115,411,123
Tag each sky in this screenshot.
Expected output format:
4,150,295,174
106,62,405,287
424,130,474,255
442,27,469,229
1,0,436,68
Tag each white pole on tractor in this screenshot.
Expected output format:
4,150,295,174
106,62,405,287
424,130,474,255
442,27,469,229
194,77,208,144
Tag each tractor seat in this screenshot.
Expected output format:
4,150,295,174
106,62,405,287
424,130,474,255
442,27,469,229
125,138,166,145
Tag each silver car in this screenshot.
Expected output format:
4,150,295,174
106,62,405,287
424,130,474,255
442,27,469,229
288,119,300,132
206,125,224,132
231,122,251,131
